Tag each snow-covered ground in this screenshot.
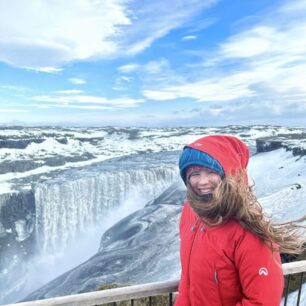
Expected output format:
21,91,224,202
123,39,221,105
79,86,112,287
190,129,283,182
248,148,306,222
1,125,305,193
0,125,305,305
14,147,306,306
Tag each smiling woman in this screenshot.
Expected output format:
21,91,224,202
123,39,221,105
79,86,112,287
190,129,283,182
175,135,306,306
187,165,222,199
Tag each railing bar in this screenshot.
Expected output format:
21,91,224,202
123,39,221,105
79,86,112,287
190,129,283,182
112,302,116,306
3,261,306,306
296,272,304,306
169,292,173,306
284,275,291,306
283,260,306,275
131,298,134,306
149,296,152,306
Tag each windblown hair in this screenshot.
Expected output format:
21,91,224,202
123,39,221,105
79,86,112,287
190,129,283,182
187,173,306,255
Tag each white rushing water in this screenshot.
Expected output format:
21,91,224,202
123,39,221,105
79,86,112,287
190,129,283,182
35,165,178,254
0,158,179,304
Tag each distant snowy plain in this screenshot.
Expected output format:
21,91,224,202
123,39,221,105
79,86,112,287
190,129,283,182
1,125,305,193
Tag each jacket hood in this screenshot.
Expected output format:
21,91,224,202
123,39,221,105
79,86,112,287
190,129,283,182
186,135,250,180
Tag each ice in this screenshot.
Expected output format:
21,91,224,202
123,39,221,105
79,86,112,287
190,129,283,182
15,220,29,242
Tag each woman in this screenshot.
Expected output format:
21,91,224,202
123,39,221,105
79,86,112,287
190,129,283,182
175,135,305,306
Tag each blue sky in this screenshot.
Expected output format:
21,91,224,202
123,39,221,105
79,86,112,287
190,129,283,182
0,0,306,127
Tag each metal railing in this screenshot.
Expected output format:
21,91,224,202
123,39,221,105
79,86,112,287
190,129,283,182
283,260,306,306
3,260,306,306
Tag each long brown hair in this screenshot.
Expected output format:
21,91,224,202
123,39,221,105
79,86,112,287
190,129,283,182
187,173,306,254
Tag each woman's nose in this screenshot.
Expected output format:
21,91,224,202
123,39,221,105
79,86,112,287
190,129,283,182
198,172,210,185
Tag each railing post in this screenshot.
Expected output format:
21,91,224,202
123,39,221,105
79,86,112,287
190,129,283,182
296,272,304,306
284,274,291,306
169,292,173,306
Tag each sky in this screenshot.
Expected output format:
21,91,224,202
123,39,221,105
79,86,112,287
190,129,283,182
0,0,306,127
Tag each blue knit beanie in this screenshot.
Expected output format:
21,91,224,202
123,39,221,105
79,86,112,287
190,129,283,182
179,147,225,184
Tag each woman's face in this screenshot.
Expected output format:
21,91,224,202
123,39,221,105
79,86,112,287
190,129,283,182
188,167,222,197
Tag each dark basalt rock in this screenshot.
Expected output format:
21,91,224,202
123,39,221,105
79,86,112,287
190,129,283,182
75,137,105,144
256,133,306,156
0,153,95,174
256,139,283,153
55,138,68,145
292,146,306,157
0,191,36,271
0,138,45,149
44,152,95,167
0,160,43,174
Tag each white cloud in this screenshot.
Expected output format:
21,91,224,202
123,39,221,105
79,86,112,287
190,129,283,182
0,85,28,92
116,58,184,95
122,0,218,55
130,58,185,90
32,104,113,110
143,72,255,102
118,59,171,76
0,0,218,70
142,0,306,122
112,75,134,92
120,76,133,82
142,90,178,101
117,64,140,73
185,18,217,34
219,27,272,58
143,59,169,74
43,109,208,126
279,0,306,13
0,109,28,113
0,0,130,69
182,35,197,41
68,78,87,85
32,93,143,109
26,67,63,73
55,90,84,95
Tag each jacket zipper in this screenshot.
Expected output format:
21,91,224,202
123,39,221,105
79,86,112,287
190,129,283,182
214,268,224,306
187,218,202,305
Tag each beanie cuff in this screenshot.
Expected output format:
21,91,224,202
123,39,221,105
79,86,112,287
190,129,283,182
179,147,224,183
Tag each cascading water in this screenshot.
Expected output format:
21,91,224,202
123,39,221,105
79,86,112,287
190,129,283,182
0,151,180,304
35,165,178,255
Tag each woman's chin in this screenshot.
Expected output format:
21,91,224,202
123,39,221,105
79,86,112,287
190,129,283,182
197,193,213,202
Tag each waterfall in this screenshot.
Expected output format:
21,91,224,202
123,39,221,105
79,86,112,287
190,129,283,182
35,165,178,255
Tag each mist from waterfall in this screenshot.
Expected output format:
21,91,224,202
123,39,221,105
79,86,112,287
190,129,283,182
35,166,177,254
1,157,178,304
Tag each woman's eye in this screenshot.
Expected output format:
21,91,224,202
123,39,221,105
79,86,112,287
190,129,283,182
189,171,200,177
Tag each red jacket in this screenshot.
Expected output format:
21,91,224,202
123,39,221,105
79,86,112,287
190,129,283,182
175,135,284,306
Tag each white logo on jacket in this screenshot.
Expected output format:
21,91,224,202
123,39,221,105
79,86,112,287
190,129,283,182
259,267,268,276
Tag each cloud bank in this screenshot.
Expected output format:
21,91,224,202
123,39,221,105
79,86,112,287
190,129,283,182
0,0,217,70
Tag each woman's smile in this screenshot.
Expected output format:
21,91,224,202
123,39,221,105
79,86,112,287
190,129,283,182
196,188,214,195
187,167,222,197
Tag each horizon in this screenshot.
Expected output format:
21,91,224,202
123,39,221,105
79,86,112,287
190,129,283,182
0,123,305,129
1,0,306,127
